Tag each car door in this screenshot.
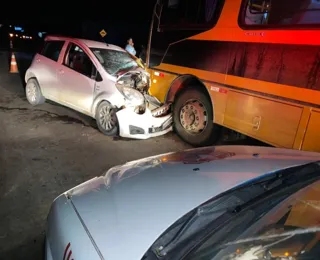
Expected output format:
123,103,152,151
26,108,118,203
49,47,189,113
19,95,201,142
34,40,65,99
57,42,99,115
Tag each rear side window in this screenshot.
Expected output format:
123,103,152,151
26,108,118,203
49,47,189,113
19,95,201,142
241,0,320,27
41,41,65,62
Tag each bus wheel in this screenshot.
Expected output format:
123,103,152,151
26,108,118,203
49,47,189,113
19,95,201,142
173,88,220,147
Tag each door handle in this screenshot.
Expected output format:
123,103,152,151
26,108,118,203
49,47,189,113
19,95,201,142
95,85,100,92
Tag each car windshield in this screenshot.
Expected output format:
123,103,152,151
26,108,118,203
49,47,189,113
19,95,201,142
90,48,138,76
144,162,320,260
186,180,320,260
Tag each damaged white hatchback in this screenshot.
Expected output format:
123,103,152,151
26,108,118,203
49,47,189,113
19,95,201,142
25,36,172,139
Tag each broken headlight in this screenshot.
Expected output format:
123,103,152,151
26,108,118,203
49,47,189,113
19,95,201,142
116,84,144,107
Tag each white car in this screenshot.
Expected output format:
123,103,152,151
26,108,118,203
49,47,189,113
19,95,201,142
25,36,172,139
45,146,320,260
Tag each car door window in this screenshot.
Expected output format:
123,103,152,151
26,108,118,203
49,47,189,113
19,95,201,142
64,43,96,79
41,41,64,62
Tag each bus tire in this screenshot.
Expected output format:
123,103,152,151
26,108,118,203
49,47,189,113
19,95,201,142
173,88,221,147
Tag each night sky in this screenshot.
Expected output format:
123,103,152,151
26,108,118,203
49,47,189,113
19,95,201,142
1,0,156,49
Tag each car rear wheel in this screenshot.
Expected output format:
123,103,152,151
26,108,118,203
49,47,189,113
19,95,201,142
95,101,119,136
173,87,221,147
25,78,45,106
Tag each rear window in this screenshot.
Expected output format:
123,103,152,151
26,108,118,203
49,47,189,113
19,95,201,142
36,40,45,54
41,40,65,62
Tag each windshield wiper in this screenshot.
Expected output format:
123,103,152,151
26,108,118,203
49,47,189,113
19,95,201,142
147,161,320,259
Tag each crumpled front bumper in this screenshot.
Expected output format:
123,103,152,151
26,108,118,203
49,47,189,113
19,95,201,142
116,106,173,139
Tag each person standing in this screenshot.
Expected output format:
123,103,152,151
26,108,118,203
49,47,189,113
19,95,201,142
125,38,136,56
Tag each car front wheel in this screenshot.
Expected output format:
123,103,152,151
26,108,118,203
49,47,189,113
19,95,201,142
95,101,119,136
173,87,221,147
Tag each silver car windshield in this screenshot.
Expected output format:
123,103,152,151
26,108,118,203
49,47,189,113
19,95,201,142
145,162,320,260
90,48,138,76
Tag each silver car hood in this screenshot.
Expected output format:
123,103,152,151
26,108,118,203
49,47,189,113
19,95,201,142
65,146,320,260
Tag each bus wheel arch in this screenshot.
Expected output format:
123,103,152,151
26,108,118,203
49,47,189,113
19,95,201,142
167,75,221,147
165,74,210,103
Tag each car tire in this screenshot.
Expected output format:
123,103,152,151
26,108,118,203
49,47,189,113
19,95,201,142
173,87,221,147
25,78,45,106
95,101,119,136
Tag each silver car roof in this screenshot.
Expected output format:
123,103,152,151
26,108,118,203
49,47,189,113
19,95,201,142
45,35,125,51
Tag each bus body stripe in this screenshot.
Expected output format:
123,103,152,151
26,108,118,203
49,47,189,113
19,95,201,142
161,39,320,94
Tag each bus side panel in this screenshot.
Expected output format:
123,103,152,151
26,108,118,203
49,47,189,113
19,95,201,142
227,42,320,91
302,110,320,152
223,91,303,148
162,39,320,92
204,82,228,125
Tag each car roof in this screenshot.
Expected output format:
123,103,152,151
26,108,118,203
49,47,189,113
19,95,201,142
65,145,320,260
45,35,125,51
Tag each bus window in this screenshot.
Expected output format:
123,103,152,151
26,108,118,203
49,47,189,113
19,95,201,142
160,0,224,30
243,0,320,26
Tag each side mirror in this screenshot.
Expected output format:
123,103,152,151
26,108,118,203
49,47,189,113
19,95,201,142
248,0,270,14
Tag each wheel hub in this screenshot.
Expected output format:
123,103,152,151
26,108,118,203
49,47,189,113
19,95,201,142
99,105,116,131
180,100,208,134
26,83,37,103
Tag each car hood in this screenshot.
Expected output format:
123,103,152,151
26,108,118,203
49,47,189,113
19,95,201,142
65,146,320,260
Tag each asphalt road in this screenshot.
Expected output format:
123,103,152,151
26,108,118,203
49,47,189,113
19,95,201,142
0,51,267,260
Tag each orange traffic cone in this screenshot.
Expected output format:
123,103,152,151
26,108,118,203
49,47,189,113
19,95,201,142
9,53,18,73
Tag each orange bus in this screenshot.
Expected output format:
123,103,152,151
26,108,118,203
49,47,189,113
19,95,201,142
145,0,320,151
